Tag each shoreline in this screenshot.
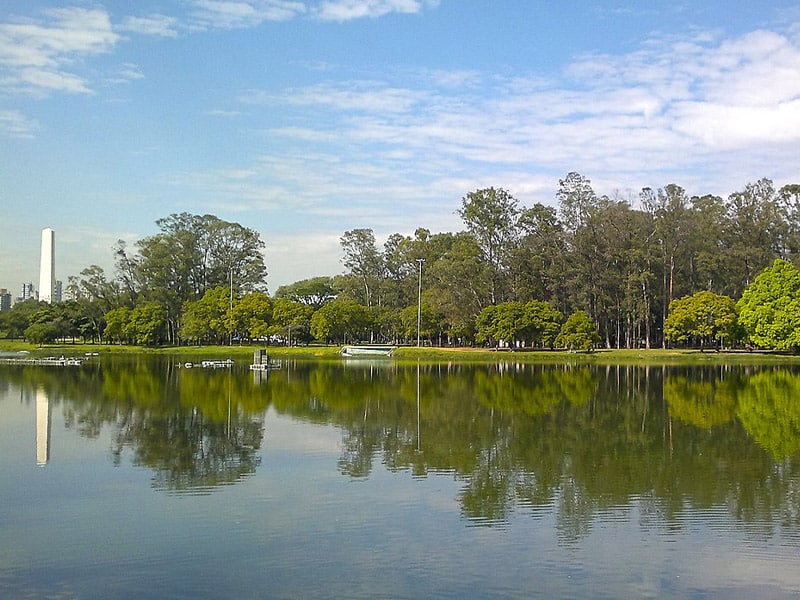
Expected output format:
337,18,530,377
2,341,800,366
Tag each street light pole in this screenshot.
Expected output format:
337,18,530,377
416,258,425,347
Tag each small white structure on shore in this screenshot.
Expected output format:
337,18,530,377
250,349,281,370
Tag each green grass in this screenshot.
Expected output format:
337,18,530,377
3,339,800,365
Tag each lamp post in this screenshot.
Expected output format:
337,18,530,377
416,258,425,347
229,267,234,346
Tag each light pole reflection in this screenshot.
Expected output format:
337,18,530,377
416,258,425,347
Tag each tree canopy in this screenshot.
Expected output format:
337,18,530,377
7,176,800,351
737,259,800,352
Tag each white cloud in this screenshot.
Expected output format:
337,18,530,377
108,63,144,84
314,0,438,21
248,80,427,113
187,0,438,28
120,14,180,38
189,0,307,29
206,108,243,118
0,110,39,139
672,100,800,148
0,7,119,95
200,19,800,256
265,231,344,290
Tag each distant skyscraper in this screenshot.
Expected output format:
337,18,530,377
39,228,55,303
21,282,35,301
0,288,10,311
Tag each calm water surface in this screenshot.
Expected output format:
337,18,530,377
1,357,800,599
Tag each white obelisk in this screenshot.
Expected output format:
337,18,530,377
39,228,55,303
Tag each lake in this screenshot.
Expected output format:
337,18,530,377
1,356,799,599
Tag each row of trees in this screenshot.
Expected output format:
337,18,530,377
326,176,800,349
2,173,800,350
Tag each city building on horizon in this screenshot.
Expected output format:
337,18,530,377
39,228,55,304
0,288,11,311
21,282,35,302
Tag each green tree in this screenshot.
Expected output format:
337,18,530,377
428,232,489,343
777,183,800,258
271,298,313,345
369,305,400,343
722,179,783,296
103,306,133,344
687,194,728,294
556,311,599,352
475,302,527,347
340,228,384,308
24,302,78,344
641,184,693,344
129,302,168,346
736,259,800,351
399,303,441,344
511,204,568,307
24,321,60,345
664,291,738,350
310,299,372,344
66,264,118,309
274,277,337,309
458,187,520,305
127,213,267,344
525,300,563,348
0,299,44,339
557,171,598,232
229,292,272,342
180,286,231,345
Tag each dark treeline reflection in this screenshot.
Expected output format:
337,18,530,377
4,356,270,494
4,359,800,534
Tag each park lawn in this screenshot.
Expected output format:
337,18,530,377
2,340,800,365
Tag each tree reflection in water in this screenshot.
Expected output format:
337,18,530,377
4,359,800,535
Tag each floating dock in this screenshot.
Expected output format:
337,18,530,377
182,359,235,368
0,356,86,367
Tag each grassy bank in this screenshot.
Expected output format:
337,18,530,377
3,340,800,365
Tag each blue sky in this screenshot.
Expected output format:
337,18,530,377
2,1,800,294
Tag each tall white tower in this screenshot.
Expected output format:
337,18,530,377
39,228,55,303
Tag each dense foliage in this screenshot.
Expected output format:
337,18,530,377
3,175,800,350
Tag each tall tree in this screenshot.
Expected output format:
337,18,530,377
723,179,782,296
557,172,598,233
510,203,568,308
340,228,384,309
458,187,520,305
777,183,800,259
275,277,337,309
126,213,267,344
688,194,727,293
641,184,693,347
427,232,489,343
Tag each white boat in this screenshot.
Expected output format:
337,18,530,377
340,345,396,357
